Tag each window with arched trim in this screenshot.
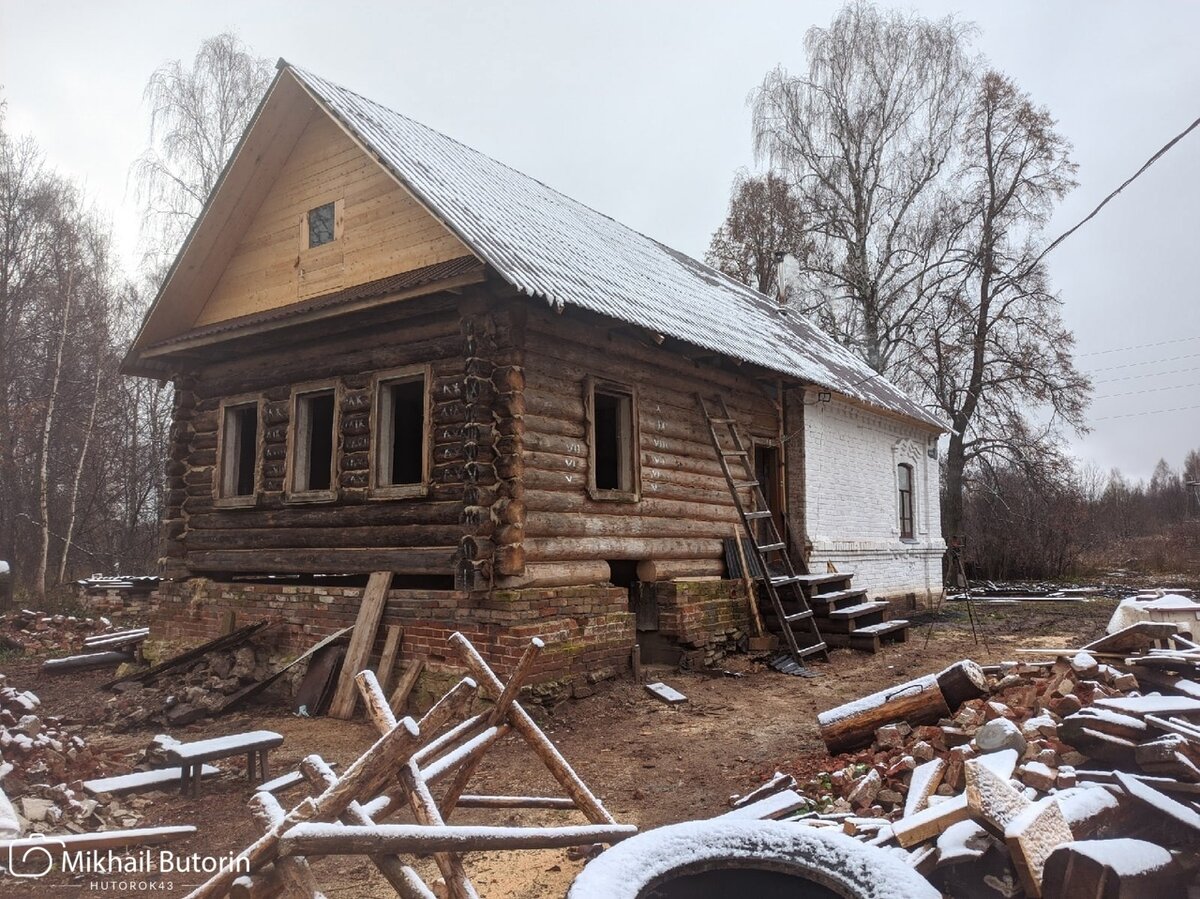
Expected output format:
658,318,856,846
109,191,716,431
897,463,915,539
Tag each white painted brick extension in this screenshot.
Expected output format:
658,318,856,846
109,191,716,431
801,395,945,605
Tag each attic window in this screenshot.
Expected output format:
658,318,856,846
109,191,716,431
308,202,336,248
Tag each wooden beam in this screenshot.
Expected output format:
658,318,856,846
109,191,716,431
329,572,392,719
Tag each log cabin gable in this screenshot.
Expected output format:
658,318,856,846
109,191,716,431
124,68,480,368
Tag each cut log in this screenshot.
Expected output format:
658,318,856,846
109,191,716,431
42,650,133,673
818,674,951,754
329,571,392,719
279,822,637,856
935,660,988,710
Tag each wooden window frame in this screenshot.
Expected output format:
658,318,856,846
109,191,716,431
897,462,916,540
214,394,263,508
285,381,341,504
299,197,344,252
584,376,640,503
369,364,432,501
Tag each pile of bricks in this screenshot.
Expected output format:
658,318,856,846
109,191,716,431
0,609,113,655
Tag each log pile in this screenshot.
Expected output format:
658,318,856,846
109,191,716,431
189,631,634,899
779,622,1200,896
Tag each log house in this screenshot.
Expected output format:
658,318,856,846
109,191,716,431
123,62,946,691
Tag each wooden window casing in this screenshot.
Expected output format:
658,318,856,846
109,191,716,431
585,377,640,502
369,364,432,500
898,463,915,540
286,383,340,503
214,396,262,507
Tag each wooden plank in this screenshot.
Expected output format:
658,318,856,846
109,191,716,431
892,795,969,848
84,766,219,796
1082,621,1179,653
103,620,269,689
1095,695,1200,717
221,625,354,714
714,789,806,821
329,571,392,719
389,659,425,716
644,682,687,705
375,625,403,695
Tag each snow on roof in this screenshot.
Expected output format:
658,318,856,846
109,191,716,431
287,65,944,430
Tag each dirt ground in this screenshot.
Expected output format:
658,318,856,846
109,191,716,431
1,598,1122,898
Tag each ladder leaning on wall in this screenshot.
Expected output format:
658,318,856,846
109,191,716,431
697,393,829,669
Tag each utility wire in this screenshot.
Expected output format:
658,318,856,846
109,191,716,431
1094,364,1200,385
1093,379,1200,400
1030,113,1200,271
1076,333,1200,357
1092,402,1200,422
1084,351,1198,374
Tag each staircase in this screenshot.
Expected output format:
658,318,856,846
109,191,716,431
802,572,911,653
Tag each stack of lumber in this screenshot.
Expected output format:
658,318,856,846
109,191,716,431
781,621,1200,896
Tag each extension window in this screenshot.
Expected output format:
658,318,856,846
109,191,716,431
371,367,430,499
216,398,260,506
289,387,338,501
587,378,639,502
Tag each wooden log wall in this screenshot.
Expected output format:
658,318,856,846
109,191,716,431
512,304,783,582
169,293,471,578
450,296,528,591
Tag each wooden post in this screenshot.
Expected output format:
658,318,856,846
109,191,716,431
247,792,328,899
329,571,392,720
732,527,764,637
376,625,404,695
298,756,437,899
389,658,425,716
449,632,616,825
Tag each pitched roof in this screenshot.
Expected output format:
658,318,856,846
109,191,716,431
287,65,942,429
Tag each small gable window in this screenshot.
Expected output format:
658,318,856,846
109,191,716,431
307,202,336,248
898,463,915,539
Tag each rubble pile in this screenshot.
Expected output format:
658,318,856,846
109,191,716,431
104,641,281,731
0,675,140,837
772,624,1200,896
0,609,115,655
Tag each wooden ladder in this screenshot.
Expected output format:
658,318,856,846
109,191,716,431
698,394,828,667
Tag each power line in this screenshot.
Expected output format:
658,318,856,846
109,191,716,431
1092,402,1200,422
1084,351,1198,374
1031,112,1200,270
1094,364,1200,385
1077,333,1200,358
1093,379,1200,400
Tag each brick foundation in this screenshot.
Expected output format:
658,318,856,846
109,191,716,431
642,579,750,665
149,579,635,701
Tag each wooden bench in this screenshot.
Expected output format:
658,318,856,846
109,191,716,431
165,730,284,797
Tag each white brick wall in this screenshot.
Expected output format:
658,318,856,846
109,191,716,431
800,394,945,604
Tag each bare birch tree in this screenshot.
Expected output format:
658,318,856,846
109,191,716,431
133,31,271,276
751,1,975,375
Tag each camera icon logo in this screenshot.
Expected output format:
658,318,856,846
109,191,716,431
7,834,65,879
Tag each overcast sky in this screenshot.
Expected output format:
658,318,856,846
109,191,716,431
2,1,1197,482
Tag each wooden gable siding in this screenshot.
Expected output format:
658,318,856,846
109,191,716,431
511,305,782,585
165,295,468,578
193,111,472,328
